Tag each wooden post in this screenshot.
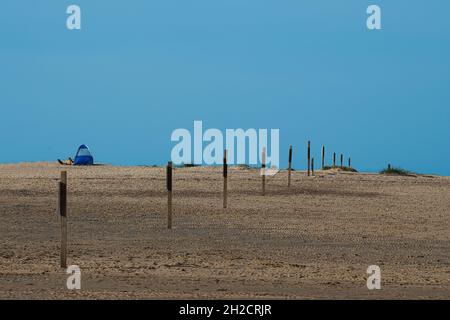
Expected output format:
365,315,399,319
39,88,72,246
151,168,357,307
311,158,315,176
348,157,351,168
321,145,325,170
59,171,67,268
223,150,228,209
288,145,292,187
333,153,336,167
166,161,173,229
307,141,311,177
340,154,343,168
261,147,266,196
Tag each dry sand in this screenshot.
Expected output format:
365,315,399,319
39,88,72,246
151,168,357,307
0,162,449,299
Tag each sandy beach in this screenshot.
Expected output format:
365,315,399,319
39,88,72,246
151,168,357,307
0,162,449,299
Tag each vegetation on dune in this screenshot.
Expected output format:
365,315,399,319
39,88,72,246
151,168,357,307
379,166,415,176
323,166,358,173
171,163,200,168
182,163,199,168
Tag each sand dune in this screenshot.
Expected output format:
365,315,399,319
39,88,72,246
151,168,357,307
0,162,449,299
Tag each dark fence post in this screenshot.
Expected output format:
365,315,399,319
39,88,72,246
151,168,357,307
321,145,325,170
59,171,67,268
166,161,173,229
307,141,311,176
261,147,266,195
288,145,293,187
223,150,228,209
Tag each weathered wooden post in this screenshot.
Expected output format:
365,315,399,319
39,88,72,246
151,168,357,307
288,145,293,187
307,141,311,176
59,171,67,268
333,152,336,167
261,147,266,196
223,150,228,209
311,158,315,176
166,161,173,229
340,154,343,168
321,145,325,170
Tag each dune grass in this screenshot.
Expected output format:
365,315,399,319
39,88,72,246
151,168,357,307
379,166,415,176
323,166,358,172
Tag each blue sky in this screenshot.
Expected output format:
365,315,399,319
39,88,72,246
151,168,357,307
1,1,449,174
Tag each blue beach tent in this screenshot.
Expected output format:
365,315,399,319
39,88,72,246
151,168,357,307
73,144,94,165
